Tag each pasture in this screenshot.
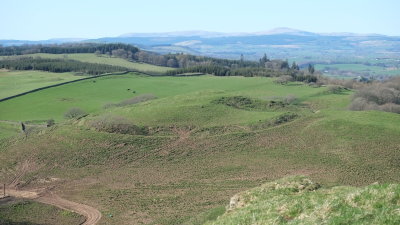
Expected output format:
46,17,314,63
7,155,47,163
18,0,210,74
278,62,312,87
0,72,399,224
0,70,85,99
0,73,324,123
2,53,172,73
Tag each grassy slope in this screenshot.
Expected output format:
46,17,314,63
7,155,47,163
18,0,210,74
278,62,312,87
0,74,321,123
19,53,172,73
0,199,85,225
0,74,399,224
0,122,20,139
206,176,400,225
0,52,173,99
0,70,86,99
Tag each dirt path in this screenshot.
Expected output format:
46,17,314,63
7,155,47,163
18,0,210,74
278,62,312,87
6,189,101,225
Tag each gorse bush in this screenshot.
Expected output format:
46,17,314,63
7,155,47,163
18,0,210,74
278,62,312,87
349,77,400,113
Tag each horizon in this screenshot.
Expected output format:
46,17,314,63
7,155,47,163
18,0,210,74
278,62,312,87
1,27,398,41
1,0,399,40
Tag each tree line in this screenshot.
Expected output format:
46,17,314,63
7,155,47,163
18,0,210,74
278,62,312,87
0,43,318,82
165,59,317,83
0,57,128,75
0,43,139,56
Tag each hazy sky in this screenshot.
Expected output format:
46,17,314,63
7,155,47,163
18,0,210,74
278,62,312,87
1,0,399,40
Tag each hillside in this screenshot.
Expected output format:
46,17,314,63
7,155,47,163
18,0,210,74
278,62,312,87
205,176,400,225
18,53,172,74
0,68,400,224
0,198,85,225
0,69,86,99
2,1,400,224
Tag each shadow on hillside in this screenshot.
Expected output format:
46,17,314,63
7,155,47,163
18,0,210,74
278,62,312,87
0,219,42,225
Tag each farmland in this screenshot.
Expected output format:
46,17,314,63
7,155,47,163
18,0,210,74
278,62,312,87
2,0,400,223
0,68,400,224
315,63,400,79
0,69,86,99
1,53,172,74
0,73,323,122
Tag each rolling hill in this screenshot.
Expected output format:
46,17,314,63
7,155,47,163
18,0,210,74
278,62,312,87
0,63,399,224
2,28,399,79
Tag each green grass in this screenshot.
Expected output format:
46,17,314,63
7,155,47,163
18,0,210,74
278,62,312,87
0,121,21,139
0,74,324,123
0,199,85,225
0,73,400,224
3,53,173,73
206,176,400,225
0,69,86,99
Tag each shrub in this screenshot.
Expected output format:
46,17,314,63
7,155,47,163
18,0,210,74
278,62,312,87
46,119,55,127
379,103,400,114
272,112,298,125
274,75,293,85
90,115,148,135
283,95,297,104
326,85,346,94
349,77,400,113
349,97,378,111
343,79,356,89
64,107,86,119
354,86,400,105
213,96,254,109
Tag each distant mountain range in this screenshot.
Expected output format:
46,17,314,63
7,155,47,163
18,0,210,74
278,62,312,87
118,27,384,38
1,28,399,63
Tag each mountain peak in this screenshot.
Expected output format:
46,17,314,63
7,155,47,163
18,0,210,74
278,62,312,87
255,27,318,36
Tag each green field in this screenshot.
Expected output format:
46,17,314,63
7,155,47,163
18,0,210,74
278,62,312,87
0,72,399,224
1,53,173,73
315,63,400,78
0,121,21,139
0,73,324,123
0,70,86,99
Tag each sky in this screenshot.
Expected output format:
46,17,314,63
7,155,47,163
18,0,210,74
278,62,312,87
1,0,399,40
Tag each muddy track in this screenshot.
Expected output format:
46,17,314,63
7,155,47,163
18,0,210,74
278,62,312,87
7,189,101,225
